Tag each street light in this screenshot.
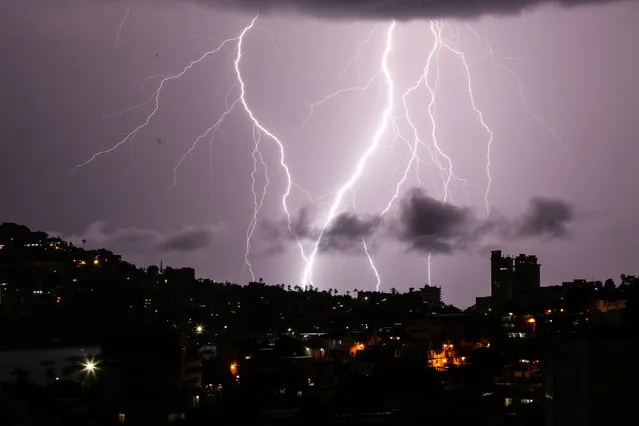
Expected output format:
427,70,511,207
81,358,99,376
195,325,204,334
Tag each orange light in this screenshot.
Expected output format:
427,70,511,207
560,308,564,313
230,362,238,375
527,318,536,323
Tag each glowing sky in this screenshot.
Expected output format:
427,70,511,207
1,0,638,307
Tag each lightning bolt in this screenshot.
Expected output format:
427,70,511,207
302,21,396,288
243,124,270,281
114,4,130,50
362,239,381,292
234,16,311,280
464,24,567,154
74,28,244,170
80,13,565,295
379,20,443,219
339,24,380,82
439,23,494,217
302,72,381,129
171,97,239,189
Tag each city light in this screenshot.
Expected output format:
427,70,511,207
195,325,204,334
81,358,99,375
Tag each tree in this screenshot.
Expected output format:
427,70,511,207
604,278,616,290
147,265,159,277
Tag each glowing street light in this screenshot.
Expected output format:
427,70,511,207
81,358,99,375
195,325,204,334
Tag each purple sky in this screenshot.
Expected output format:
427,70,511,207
1,0,638,307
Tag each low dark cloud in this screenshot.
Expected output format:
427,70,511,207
163,228,215,251
260,208,376,255
195,0,623,20
516,196,574,238
259,189,577,256
394,187,483,254
65,221,224,254
319,212,377,254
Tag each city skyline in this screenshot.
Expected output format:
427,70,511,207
2,0,639,307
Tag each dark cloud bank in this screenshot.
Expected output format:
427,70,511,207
263,187,576,255
65,221,224,254
194,0,624,20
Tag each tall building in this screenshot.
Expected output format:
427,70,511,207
420,284,442,305
491,250,514,306
514,254,541,300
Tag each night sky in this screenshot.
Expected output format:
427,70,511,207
2,0,638,307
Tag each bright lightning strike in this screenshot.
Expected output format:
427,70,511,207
378,20,442,220
362,239,381,292
234,15,311,280
243,125,270,281
82,14,566,296
302,21,397,288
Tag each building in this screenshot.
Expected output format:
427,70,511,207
420,284,442,305
491,250,542,308
514,254,540,300
475,296,493,314
544,332,639,425
427,342,467,371
491,250,514,306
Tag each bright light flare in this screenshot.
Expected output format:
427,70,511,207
81,358,99,375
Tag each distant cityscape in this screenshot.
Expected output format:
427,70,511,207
0,222,637,425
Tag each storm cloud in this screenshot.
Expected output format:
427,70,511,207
319,212,377,253
261,189,577,255
394,188,483,254
516,196,575,238
194,0,623,20
65,221,225,254
261,208,377,254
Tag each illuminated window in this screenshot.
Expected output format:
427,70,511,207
118,413,126,423
504,398,512,407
